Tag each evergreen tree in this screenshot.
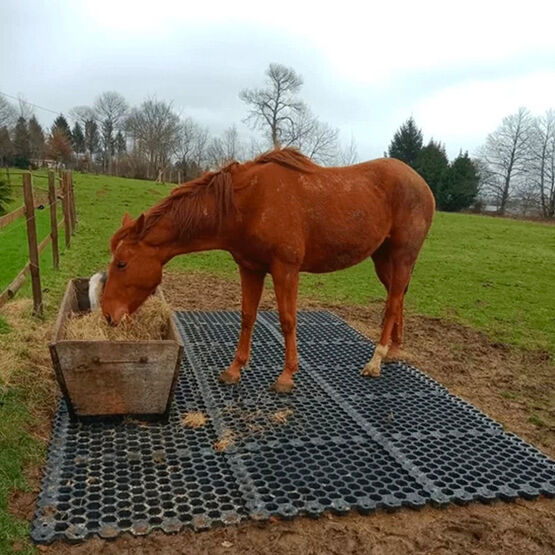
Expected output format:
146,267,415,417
415,140,449,199
84,119,100,155
439,152,480,211
101,118,114,169
387,117,423,167
0,178,12,215
115,131,126,155
28,115,45,161
51,114,72,142
13,117,31,168
0,126,14,166
72,122,85,154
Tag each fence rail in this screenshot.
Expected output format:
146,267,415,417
0,188,52,230
0,170,77,315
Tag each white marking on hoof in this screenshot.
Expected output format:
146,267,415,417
361,344,388,378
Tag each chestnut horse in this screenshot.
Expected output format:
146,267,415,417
102,148,435,393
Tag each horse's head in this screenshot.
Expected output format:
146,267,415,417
101,212,163,325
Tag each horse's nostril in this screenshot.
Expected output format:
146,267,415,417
104,313,112,325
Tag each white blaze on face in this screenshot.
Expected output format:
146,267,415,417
89,272,107,310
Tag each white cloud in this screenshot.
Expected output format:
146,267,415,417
81,0,555,85
414,71,555,155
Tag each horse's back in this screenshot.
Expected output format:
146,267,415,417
232,157,434,272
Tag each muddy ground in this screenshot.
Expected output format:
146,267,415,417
9,270,555,554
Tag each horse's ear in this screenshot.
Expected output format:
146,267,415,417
122,212,133,226
134,214,145,237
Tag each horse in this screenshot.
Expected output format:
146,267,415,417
101,148,435,393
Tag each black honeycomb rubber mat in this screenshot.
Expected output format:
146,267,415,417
32,311,555,543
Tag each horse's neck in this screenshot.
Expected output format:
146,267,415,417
146,203,227,263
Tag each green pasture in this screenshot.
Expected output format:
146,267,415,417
1,170,554,353
1,169,554,552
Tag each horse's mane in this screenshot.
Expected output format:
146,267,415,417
254,147,318,173
145,163,237,241
115,148,316,244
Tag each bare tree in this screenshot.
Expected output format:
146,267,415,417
126,99,181,179
282,108,339,165
207,125,244,168
529,110,555,218
94,91,128,129
477,107,533,214
336,135,359,166
247,136,266,159
17,95,34,120
0,95,16,128
94,91,128,172
240,63,305,148
176,118,210,179
70,105,96,127
513,177,540,216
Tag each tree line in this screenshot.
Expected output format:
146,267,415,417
0,64,356,185
1,64,552,218
386,118,480,212
476,108,555,218
385,108,555,218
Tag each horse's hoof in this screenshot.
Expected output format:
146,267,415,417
272,380,294,394
219,370,240,385
361,363,381,378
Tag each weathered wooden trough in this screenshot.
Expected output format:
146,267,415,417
50,278,183,420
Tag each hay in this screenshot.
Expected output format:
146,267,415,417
271,407,294,424
214,430,235,452
181,411,208,428
62,295,172,341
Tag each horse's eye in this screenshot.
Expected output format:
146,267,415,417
117,261,127,269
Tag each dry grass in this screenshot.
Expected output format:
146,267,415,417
181,411,208,428
272,407,294,424
213,430,234,452
63,296,172,341
0,300,52,392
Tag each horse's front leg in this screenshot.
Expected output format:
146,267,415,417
219,267,265,385
271,262,300,393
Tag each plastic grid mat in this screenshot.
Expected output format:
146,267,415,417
32,311,555,543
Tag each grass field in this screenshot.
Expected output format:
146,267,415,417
2,170,553,354
0,170,554,552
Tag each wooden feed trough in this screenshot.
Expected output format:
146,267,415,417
50,278,183,420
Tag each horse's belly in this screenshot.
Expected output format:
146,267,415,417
301,238,381,273
299,194,389,273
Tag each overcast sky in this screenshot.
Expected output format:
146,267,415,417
1,0,554,160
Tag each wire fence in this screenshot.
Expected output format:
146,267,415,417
0,170,76,315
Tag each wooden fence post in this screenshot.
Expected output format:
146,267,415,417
48,170,59,270
177,170,182,184
62,171,71,248
69,171,77,231
22,172,43,317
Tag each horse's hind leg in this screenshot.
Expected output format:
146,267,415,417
220,266,265,385
362,248,416,377
271,261,300,393
370,240,404,360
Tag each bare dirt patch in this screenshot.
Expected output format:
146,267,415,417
6,270,555,554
